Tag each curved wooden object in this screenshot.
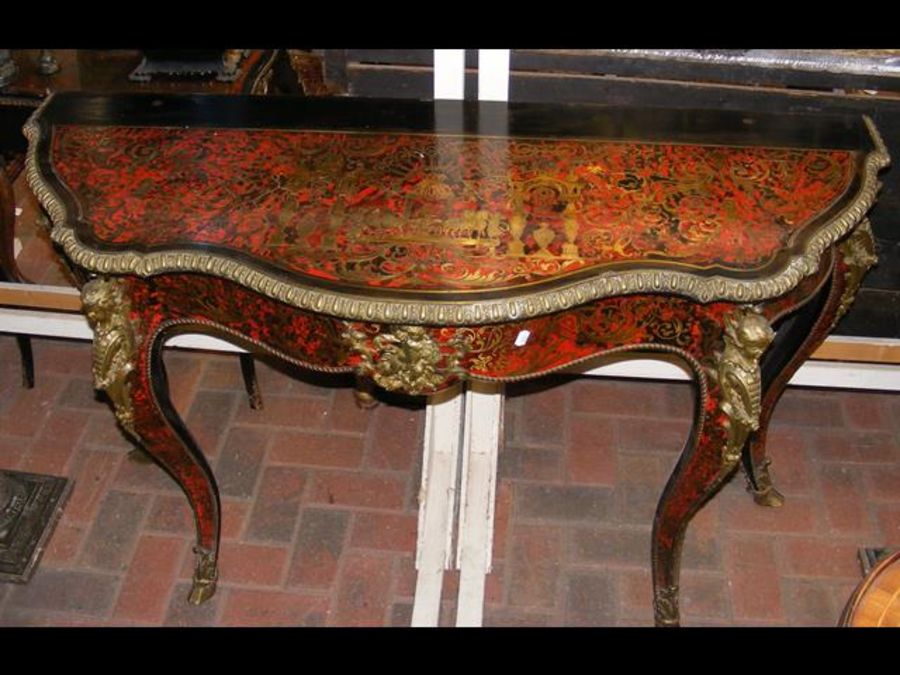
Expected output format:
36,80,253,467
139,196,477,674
841,550,900,627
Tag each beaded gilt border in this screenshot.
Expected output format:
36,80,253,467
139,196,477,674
24,107,890,326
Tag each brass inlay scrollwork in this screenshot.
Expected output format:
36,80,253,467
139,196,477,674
654,584,680,626
24,113,890,326
709,307,774,468
343,325,467,396
832,219,878,330
82,277,141,435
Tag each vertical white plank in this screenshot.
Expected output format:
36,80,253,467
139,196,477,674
477,49,510,102
455,380,504,627
411,384,465,627
433,49,465,100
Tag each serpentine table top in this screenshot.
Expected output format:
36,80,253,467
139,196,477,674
24,92,890,626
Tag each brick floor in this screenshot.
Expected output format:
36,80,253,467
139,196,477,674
2,334,898,627
2,181,899,626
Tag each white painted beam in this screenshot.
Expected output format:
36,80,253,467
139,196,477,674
455,381,503,627
433,49,465,100
411,385,465,627
477,49,510,102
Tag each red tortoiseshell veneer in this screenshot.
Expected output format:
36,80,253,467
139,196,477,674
24,92,889,626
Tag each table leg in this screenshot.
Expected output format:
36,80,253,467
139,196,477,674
745,223,876,507
653,306,774,626
82,277,221,604
238,352,263,410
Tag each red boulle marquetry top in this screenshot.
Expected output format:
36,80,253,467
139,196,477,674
27,94,886,323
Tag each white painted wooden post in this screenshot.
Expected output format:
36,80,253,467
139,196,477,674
434,49,465,100
477,49,510,101
411,385,466,626
455,380,504,626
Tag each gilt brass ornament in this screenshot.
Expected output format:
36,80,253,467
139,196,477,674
709,307,774,468
82,277,141,435
832,219,878,330
343,325,467,396
654,584,680,627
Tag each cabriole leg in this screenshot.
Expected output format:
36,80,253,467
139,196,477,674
654,306,774,626
82,276,221,604
745,221,876,507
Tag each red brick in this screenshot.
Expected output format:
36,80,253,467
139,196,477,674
616,417,691,455
492,479,513,561
617,568,655,620
781,579,837,626
681,504,722,570
0,373,66,437
783,538,862,579
350,512,417,552
866,465,900,501
146,494,194,536
564,571,614,625
760,429,813,493
197,355,245,390
818,465,875,535
232,394,329,429
309,471,406,510
366,403,423,471
389,603,413,626
568,415,616,484
0,434,30,471
723,538,784,620
507,561,560,610
113,451,181,493
31,340,92,377
42,520,88,565
841,391,893,430
288,508,349,588
327,387,374,434
245,467,307,542
571,378,671,418
5,569,119,616
221,589,329,627
810,430,897,464
332,551,394,626
515,483,613,522
720,492,818,534
20,408,87,474
80,411,134,451
218,542,289,586
770,389,844,428
876,505,900,546
220,500,251,540
183,390,238,458
516,381,568,446
498,445,563,481
215,427,269,499
55,377,101,411
393,554,418,598
64,450,123,523
254,360,333,398
162,352,205,415
680,571,729,620
269,430,364,468
113,535,187,622
484,608,555,627
80,490,152,571
511,524,564,566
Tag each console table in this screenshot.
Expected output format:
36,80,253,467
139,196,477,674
24,92,889,626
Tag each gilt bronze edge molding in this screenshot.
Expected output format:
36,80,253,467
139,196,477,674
24,114,891,327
